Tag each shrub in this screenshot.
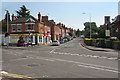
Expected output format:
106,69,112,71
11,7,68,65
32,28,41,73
112,41,120,50
84,39,93,46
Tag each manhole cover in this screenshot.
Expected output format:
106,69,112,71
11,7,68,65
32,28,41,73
27,64,39,67
21,56,27,58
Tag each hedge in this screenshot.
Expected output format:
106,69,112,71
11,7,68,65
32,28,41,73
84,38,120,50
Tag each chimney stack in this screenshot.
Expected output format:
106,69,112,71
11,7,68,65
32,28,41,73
38,12,41,22
12,14,15,21
42,16,48,22
49,20,55,24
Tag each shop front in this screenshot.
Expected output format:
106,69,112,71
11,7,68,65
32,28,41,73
44,34,51,44
9,32,44,46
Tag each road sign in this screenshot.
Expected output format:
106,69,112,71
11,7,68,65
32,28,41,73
105,30,110,37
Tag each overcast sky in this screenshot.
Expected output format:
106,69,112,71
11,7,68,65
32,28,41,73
1,1,118,30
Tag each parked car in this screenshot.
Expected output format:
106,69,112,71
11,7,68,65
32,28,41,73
60,40,64,44
52,40,60,46
73,36,76,38
71,37,73,40
67,37,71,41
63,38,68,42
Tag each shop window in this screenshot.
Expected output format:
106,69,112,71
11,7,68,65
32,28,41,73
10,36,20,43
39,36,42,43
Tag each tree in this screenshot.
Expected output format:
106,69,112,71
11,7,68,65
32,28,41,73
68,32,73,37
97,28,106,38
75,29,81,37
1,20,7,32
84,22,98,38
16,5,30,18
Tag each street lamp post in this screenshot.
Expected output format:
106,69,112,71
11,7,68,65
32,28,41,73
83,13,92,39
89,14,92,39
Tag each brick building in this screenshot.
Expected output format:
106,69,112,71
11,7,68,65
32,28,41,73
8,12,51,45
56,23,66,40
111,15,120,40
42,17,62,41
7,11,76,45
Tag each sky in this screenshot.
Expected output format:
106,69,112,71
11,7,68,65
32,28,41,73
1,1,118,30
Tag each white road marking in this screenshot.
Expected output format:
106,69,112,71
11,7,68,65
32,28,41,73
78,64,119,73
29,56,118,73
49,48,118,60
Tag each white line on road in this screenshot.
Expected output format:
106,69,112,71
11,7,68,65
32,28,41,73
78,64,119,73
30,56,118,73
49,48,118,60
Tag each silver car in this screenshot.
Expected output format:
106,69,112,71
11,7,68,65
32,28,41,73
52,40,60,46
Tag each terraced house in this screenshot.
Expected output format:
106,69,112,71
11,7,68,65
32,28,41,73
7,11,76,46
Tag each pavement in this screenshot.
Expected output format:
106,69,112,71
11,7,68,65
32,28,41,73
79,38,119,52
2,44,52,49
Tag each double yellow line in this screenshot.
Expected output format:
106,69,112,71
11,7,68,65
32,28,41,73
0,72,38,80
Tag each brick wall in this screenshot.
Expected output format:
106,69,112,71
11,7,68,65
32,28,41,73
9,23,44,33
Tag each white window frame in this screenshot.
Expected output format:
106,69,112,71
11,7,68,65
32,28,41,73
17,24,22,32
11,24,16,32
25,23,35,31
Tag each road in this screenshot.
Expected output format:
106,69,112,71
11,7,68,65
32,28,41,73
2,38,119,78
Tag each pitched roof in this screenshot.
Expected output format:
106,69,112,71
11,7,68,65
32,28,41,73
10,16,39,23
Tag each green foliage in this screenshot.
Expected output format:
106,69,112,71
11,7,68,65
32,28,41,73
84,22,98,38
16,5,30,18
75,29,80,37
68,32,73,37
97,28,106,38
92,33,98,38
1,20,7,32
2,22,7,32
84,39,93,46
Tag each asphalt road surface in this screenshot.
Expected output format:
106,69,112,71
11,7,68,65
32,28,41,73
2,38,119,78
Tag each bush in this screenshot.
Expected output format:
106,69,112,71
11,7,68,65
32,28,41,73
105,40,112,48
84,39,93,46
97,40,105,48
84,38,120,49
112,41,120,50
